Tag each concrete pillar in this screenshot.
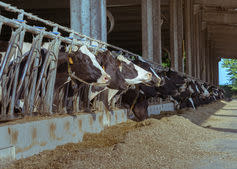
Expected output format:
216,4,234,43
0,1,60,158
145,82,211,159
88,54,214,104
184,0,192,75
191,2,196,77
196,12,201,79
142,0,162,63
170,0,179,71
204,30,209,82
194,14,198,78
217,57,220,85
207,40,212,84
70,0,107,41
206,48,210,83
177,0,184,72
200,28,207,81
91,0,107,41
152,0,162,64
192,5,201,79
209,42,214,84
214,56,219,85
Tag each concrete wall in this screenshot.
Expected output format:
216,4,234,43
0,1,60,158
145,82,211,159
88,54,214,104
0,103,174,162
0,109,127,160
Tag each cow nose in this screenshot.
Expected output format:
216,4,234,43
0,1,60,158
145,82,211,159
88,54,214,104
103,75,111,83
156,77,162,86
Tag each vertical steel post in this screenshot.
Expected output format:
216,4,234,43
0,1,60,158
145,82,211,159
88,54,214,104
25,32,44,113
1,28,22,116
43,28,61,114
8,28,26,116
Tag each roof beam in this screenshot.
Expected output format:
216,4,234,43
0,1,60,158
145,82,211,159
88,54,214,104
214,45,237,50
207,25,237,34
215,51,237,58
195,0,237,8
107,0,140,7
203,11,237,24
107,0,169,7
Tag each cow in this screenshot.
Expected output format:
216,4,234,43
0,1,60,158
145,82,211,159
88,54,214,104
89,53,153,102
130,55,162,87
0,43,112,115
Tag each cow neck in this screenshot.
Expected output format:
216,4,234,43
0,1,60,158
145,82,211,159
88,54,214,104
129,85,140,115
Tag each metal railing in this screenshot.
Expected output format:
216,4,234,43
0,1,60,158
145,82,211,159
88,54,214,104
0,1,207,119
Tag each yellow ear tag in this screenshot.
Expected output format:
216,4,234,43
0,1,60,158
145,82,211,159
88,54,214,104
102,65,105,70
69,57,74,64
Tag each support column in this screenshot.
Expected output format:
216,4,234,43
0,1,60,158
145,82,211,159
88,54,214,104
196,11,201,79
193,5,201,79
191,2,196,77
206,41,210,83
152,0,162,64
214,56,219,85
184,0,192,75
209,42,214,84
177,0,184,72
217,57,220,85
200,28,207,81
70,0,107,41
142,0,162,63
170,0,179,71
91,0,107,41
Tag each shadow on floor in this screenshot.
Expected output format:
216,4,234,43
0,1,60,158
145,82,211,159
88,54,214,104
204,126,237,134
221,109,237,111
212,114,237,118
180,101,227,126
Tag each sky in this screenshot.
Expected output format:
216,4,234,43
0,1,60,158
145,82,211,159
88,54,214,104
219,59,231,85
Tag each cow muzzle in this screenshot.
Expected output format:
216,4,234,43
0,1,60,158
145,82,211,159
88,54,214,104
97,73,111,85
146,72,152,81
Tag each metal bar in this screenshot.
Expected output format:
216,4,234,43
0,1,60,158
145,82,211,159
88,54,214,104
0,21,3,33
8,27,26,116
27,32,44,113
0,27,22,80
16,36,38,97
1,28,21,116
19,35,43,114
8,12,26,115
43,37,61,114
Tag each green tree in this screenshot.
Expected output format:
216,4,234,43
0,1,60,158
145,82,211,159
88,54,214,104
222,59,237,90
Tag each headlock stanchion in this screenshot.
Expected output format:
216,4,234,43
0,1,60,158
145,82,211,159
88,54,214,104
23,31,45,114
0,1,220,120
43,29,61,114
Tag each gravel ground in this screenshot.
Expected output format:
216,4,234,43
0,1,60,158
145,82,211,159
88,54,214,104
3,100,237,169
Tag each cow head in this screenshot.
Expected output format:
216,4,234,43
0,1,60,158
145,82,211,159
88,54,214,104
57,45,111,86
132,56,162,87
116,55,152,85
95,50,127,90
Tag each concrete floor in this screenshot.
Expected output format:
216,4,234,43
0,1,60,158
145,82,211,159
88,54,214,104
192,100,237,169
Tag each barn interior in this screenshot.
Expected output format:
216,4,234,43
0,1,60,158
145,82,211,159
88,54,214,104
1,0,237,86
0,0,230,161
